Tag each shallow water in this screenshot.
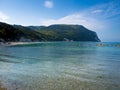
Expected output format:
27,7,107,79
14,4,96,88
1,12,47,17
0,42,120,90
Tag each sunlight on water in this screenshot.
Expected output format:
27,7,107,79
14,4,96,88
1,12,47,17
0,42,120,90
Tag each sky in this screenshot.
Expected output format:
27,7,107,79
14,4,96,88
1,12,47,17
0,0,120,42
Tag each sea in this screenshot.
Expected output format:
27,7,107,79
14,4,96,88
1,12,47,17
0,42,120,90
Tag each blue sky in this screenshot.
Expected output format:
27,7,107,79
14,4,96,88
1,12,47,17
0,0,120,41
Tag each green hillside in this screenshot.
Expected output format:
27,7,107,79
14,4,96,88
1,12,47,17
0,22,45,42
0,22,100,42
35,25,100,41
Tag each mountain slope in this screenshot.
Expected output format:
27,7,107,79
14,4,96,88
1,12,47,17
35,24,100,41
0,22,45,42
0,22,100,42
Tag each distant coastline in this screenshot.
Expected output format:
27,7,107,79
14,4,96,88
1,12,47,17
0,41,32,46
0,22,100,42
1,41,120,48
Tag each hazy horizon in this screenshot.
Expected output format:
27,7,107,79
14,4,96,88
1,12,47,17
0,0,120,42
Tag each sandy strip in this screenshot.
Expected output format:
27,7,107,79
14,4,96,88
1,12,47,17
8,42,29,45
3,42,31,46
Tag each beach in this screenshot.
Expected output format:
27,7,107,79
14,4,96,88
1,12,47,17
0,42,33,47
0,76,120,90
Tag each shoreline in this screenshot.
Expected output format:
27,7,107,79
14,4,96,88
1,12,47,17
0,41,120,47
0,42,31,46
7,42,29,46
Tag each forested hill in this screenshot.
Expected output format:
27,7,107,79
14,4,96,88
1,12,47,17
0,22,100,42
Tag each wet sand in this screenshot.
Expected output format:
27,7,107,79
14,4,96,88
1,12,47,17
1,76,120,90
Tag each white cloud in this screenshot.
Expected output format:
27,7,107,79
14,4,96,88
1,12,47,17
92,10,103,14
40,13,105,30
44,1,53,8
0,11,9,22
89,1,120,19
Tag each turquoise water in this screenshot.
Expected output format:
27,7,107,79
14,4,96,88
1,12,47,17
0,42,120,90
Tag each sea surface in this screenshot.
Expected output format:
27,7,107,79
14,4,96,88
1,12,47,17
0,42,120,90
